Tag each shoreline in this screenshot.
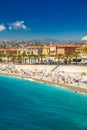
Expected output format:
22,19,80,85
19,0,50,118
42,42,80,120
0,72,87,95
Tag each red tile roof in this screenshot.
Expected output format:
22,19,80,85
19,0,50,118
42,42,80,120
0,48,5,52
50,43,79,48
26,46,43,49
6,48,17,52
76,46,86,50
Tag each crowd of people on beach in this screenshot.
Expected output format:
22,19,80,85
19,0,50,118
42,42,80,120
0,63,87,91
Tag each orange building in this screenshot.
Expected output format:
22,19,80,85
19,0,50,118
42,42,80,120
0,48,5,54
75,45,87,56
6,48,17,55
27,46,43,55
57,45,78,54
50,42,79,56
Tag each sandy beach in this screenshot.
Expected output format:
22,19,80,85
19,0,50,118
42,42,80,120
0,64,87,94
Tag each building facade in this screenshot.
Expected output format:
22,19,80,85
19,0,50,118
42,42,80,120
50,42,79,56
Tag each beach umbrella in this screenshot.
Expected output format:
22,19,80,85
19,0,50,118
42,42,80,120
81,76,87,83
57,73,61,76
81,79,87,84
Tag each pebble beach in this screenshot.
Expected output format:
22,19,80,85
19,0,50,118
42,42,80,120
0,64,87,94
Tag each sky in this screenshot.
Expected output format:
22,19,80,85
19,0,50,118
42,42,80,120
0,0,87,41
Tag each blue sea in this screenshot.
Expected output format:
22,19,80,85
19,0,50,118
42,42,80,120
0,75,87,130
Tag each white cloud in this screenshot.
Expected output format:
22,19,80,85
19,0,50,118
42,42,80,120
8,21,27,30
0,24,6,32
21,24,27,29
8,26,13,30
81,36,87,41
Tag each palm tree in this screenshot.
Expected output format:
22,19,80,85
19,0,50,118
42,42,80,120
22,52,27,64
28,54,35,64
64,52,70,58
37,55,40,64
7,54,12,63
57,53,63,64
83,47,87,56
73,51,80,65
33,54,38,63
39,54,45,64
0,53,3,62
2,53,7,63
11,54,17,64
17,54,22,64
31,54,35,64
28,54,31,64
64,52,71,64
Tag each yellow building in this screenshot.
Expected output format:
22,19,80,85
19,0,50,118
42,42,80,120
17,48,28,55
42,46,50,56
27,46,43,55
75,46,87,57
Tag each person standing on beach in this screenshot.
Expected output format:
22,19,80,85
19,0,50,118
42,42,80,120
78,80,80,87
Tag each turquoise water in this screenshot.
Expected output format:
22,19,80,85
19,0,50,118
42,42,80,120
0,76,87,130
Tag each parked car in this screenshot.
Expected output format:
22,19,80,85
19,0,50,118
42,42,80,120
46,60,54,65
78,57,87,65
